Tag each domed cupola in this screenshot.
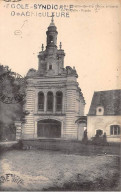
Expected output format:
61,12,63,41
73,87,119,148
46,14,58,48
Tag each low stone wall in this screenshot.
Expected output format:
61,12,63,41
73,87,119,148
21,139,121,156
0,141,18,153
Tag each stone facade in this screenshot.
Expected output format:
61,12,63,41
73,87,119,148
22,18,85,140
87,90,121,142
87,115,121,142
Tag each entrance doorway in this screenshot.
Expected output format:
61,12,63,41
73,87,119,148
96,129,103,136
37,119,61,138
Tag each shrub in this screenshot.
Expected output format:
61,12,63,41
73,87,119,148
91,132,107,145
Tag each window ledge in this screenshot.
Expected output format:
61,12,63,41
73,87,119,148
107,135,120,138
34,112,65,116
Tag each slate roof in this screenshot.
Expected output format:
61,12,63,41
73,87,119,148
88,89,121,116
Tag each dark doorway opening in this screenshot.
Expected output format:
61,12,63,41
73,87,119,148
37,119,61,138
96,129,103,136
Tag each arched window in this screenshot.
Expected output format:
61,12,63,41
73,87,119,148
38,92,44,111
110,125,120,135
56,91,63,111
47,91,53,111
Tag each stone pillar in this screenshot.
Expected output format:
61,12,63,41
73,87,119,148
15,121,22,140
62,92,64,114
53,93,56,113
44,92,47,113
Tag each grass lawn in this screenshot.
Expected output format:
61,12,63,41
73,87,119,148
0,149,120,191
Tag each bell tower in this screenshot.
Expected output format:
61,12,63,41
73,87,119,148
46,13,58,49
38,14,65,75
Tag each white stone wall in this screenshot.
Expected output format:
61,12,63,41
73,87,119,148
65,77,80,139
87,115,121,142
22,89,35,139
22,75,85,140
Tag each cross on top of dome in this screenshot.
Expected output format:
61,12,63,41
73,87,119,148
49,13,55,26
51,13,54,23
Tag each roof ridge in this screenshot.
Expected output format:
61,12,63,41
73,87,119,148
94,89,121,93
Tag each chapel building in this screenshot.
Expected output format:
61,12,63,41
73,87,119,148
22,17,85,140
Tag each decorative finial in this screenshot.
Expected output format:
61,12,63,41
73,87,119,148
41,44,44,51
51,12,54,23
59,42,62,49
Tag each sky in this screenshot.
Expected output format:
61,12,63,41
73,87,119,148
0,0,120,114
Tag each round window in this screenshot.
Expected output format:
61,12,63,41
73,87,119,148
98,108,102,112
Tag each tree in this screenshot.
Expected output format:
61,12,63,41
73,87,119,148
0,64,26,140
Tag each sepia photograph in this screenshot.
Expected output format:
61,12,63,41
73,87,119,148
0,0,121,191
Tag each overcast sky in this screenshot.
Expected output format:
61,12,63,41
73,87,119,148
0,0,120,114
